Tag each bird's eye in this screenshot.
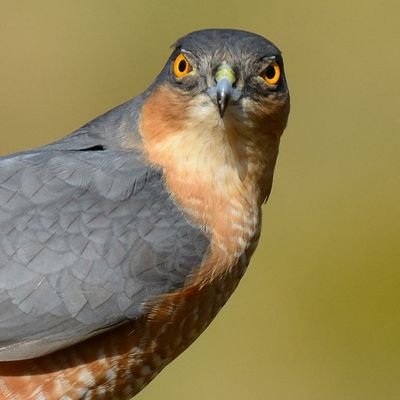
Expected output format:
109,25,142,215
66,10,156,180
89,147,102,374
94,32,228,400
260,62,281,86
173,53,193,78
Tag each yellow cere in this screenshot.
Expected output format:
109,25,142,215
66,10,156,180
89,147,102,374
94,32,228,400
215,62,236,85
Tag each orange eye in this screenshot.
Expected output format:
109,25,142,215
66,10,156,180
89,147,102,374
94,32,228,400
173,53,192,78
261,62,281,86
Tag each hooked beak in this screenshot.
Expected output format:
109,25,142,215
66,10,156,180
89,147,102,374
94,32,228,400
215,63,236,118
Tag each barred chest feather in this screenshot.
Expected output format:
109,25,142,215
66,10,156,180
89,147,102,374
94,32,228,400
0,246,257,400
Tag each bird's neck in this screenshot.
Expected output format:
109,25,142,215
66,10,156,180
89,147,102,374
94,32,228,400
140,85,282,281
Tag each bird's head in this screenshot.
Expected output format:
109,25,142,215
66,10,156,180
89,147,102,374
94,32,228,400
140,29,290,201
149,29,289,127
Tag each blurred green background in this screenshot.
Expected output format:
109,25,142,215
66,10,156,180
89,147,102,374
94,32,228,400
0,1,399,399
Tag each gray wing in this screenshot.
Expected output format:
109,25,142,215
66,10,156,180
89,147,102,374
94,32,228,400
0,148,209,361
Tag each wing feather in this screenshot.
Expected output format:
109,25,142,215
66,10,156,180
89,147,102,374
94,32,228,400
0,148,209,360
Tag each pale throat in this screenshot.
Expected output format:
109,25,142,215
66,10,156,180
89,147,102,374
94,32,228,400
141,95,279,261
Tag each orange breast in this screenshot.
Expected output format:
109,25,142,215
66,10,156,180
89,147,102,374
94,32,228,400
0,254,249,400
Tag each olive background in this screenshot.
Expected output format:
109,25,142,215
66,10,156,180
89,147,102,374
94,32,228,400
0,1,399,399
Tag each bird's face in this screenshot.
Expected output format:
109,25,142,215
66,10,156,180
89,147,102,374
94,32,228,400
141,29,290,203
159,29,290,132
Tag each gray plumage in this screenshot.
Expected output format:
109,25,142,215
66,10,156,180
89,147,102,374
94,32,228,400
0,126,209,360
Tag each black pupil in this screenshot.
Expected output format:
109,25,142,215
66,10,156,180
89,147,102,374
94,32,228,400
178,59,187,72
265,65,276,79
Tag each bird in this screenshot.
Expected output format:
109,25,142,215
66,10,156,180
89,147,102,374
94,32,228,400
0,28,290,399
